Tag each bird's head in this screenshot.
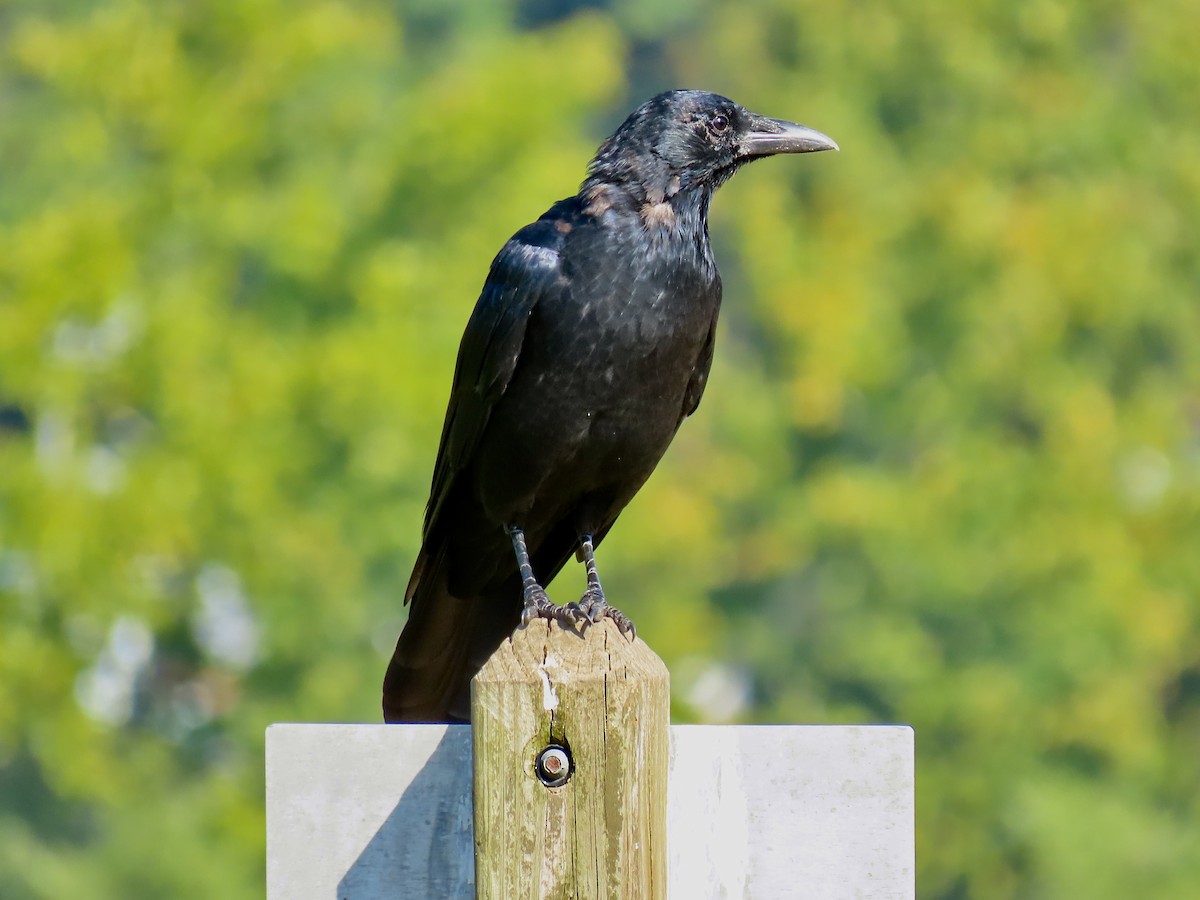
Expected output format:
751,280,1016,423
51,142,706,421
584,90,838,204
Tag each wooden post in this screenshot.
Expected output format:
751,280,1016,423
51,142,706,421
471,618,669,899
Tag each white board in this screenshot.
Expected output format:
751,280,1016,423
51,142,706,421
266,724,913,899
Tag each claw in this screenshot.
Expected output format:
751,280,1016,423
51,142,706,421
519,585,551,626
572,585,636,638
577,585,605,621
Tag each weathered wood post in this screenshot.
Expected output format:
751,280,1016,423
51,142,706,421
471,618,670,899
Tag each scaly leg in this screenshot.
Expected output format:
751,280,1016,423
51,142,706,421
510,526,571,628
568,534,636,637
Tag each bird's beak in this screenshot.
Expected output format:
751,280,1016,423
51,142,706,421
739,116,840,157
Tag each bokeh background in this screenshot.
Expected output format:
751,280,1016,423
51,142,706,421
2,0,1199,896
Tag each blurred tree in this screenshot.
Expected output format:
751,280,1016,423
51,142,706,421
1,0,1197,897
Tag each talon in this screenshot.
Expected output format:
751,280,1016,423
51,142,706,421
520,584,561,627
571,588,600,624
571,590,636,637
578,585,605,622
555,603,584,629
614,611,636,639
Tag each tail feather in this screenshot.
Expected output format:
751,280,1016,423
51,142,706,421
384,520,592,722
382,568,519,722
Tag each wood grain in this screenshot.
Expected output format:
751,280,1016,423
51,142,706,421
471,618,670,899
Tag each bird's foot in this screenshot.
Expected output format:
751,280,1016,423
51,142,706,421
565,586,636,638
519,584,574,629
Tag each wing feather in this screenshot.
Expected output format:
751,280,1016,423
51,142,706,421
406,220,568,602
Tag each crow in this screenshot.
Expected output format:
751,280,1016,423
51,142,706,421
383,90,837,722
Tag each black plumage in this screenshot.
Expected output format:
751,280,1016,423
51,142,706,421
383,90,837,722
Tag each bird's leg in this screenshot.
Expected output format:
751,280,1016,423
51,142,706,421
569,535,636,638
577,535,605,611
510,526,570,628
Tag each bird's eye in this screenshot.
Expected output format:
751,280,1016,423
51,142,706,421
710,114,730,134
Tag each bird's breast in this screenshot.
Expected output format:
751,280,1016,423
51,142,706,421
472,207,721,522
519,255,718,428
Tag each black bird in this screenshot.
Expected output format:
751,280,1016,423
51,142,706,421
384,90,837,722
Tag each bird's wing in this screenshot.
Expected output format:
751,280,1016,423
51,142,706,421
407,219,567,601
680,301,721,421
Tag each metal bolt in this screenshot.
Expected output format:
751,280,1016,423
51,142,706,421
535,745,571,787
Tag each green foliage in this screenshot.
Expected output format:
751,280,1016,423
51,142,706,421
1,1,1198,897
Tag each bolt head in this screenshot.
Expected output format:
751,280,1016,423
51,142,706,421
535,745,571,787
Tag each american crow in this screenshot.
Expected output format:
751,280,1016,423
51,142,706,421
384,90,837,722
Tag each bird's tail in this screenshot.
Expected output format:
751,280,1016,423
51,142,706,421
382,565,518,722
